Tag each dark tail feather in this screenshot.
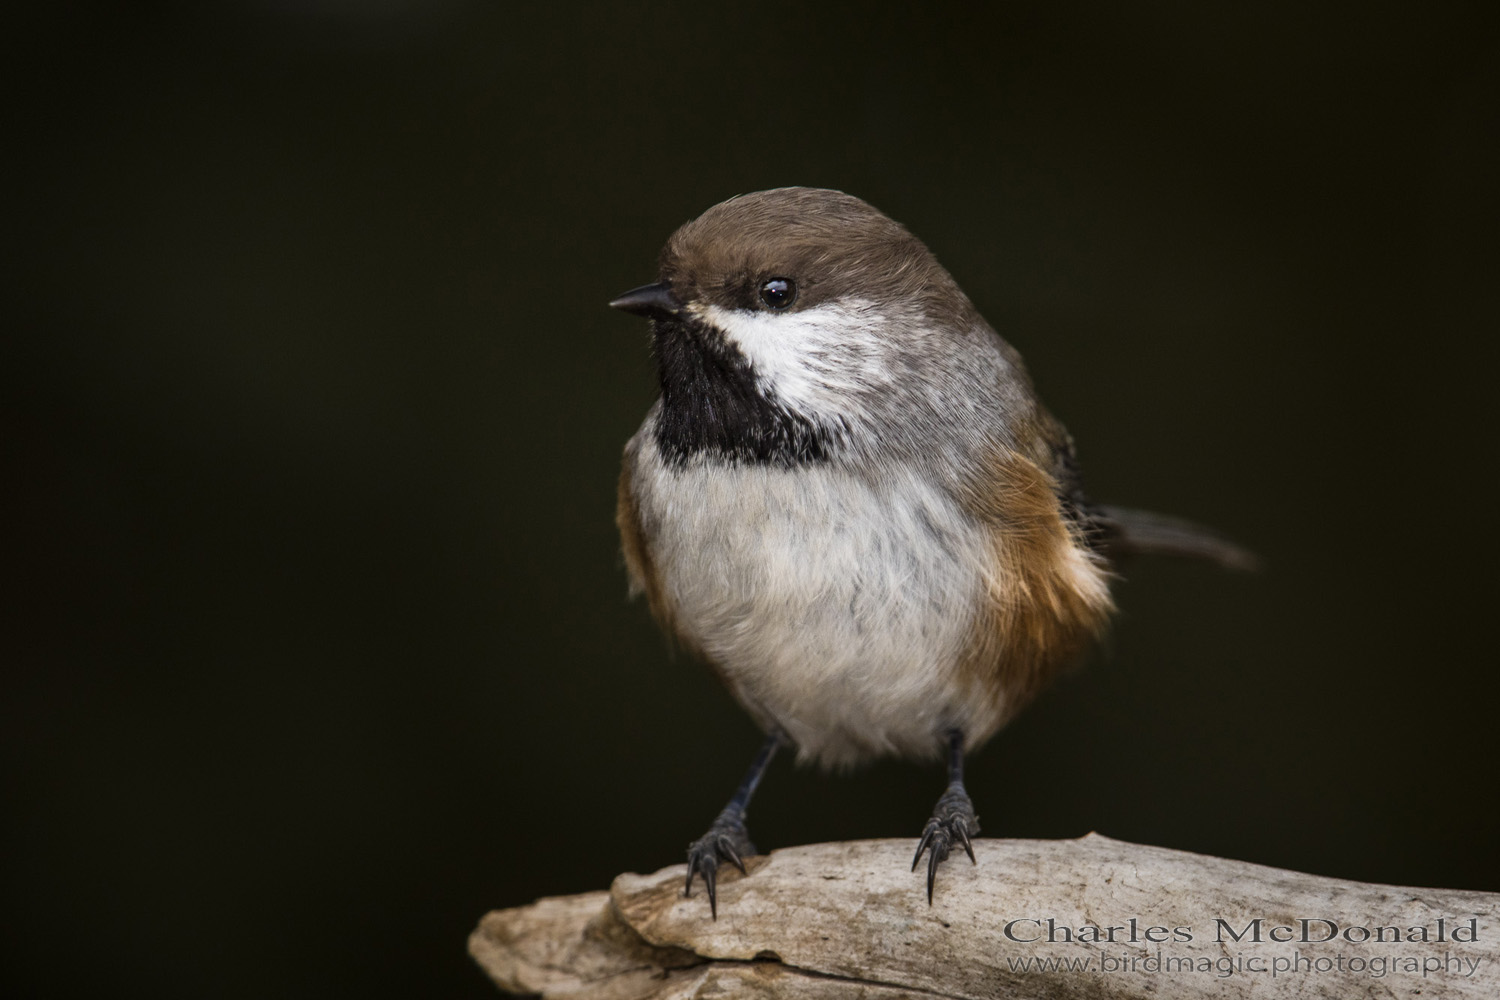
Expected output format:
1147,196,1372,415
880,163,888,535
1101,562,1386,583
1093,505,1260,572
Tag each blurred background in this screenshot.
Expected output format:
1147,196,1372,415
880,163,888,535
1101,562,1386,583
5,2,1496,997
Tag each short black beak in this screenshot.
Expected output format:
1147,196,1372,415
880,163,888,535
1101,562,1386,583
609,282,682,319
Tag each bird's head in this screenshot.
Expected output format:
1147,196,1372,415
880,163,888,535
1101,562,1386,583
612,187,990,467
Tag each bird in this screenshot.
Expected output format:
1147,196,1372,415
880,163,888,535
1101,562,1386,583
609,187,1253,917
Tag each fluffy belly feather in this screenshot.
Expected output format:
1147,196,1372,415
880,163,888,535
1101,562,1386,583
629,436,1009,769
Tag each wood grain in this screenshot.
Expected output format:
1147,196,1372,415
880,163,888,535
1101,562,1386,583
471,835,1498,998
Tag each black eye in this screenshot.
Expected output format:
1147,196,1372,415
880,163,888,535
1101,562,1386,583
758,277,797,310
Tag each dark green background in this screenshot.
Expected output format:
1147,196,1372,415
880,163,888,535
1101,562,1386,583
6,3,1496,998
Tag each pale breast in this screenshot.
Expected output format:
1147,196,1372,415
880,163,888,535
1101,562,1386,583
625,433,1011,769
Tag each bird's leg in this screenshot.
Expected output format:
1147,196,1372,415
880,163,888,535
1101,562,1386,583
685,730,782,919
911,728,980,903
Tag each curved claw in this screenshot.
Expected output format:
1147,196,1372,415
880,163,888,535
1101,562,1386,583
685,821,756,920
911,826,938,872
684,851,710,895
913,819,953,903
926,841,943,903
685,850,721,918
955,823,976,864
911,785,980,904
717,834,747,875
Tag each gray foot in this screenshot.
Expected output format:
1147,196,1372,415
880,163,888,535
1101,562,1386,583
911,784,979,903
685,810,756,919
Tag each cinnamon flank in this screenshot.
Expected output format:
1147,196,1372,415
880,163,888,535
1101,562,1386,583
956,450,1115,729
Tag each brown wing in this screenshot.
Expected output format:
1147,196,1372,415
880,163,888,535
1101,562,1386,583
953,445,1116,732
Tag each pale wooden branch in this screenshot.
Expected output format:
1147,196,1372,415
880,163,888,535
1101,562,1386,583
469,834,1498,999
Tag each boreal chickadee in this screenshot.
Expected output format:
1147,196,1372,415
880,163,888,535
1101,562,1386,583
610,187,1252,917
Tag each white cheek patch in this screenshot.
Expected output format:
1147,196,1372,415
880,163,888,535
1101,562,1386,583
698,300,903,417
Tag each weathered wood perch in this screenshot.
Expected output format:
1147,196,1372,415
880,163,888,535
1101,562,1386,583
470,834,1497,999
